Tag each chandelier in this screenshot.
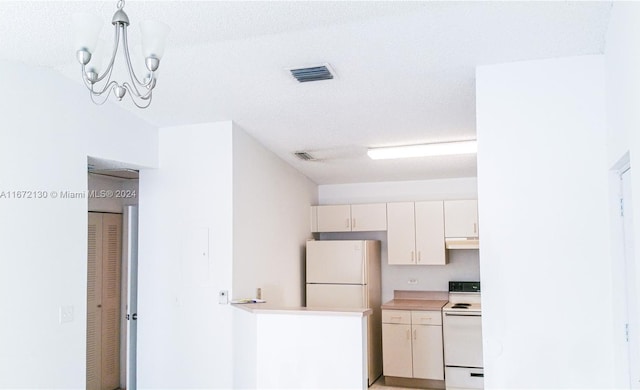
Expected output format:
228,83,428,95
73,0,170,109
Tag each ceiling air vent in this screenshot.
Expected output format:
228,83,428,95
294,151,316,161
289,64,334,83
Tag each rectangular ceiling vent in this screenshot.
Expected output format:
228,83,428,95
294,151,316,161
289,64,334,83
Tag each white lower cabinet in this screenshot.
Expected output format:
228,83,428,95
412,324,444,380
382,310,444,380
382,322,413,378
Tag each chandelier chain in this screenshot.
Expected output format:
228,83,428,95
117,0,125,10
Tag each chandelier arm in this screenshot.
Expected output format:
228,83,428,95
81,66,94,90
92,80,119,99
93,25,122,83
89,84,116,105
122,83,152,109
122,27,153,89
123,82,152,100
82,61,117,96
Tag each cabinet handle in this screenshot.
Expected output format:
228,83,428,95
421,317,431,321
413,329,417,340
390,316,402,320
406,329,411,340
353,218,356,229
473,223,477,234
411,251,415,263
418,251,421,263
346,218,350,228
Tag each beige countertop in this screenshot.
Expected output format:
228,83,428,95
381,290,449,311
232,303,372,317
381,299,448,311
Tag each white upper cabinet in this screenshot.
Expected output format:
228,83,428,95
351,203,387,231
444,200,479,238
415,201,446,265
312,203,387,232
387,202,417,265
387,201,446,265
310,199,479,254
316,204,351,232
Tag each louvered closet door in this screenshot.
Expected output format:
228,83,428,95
87,213,122,390
101,213,122,390
87,213,103,390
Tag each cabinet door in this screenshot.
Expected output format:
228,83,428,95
444,200,479,238
316,205,351,232
412,325,444,380
351,203,387,231
415,201,446,265
387,202,416,264
382,323,413,378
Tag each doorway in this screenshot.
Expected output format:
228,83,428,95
87,159,140,390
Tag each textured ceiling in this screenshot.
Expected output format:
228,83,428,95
0,1,613,184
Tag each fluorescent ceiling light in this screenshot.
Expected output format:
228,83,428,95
367,140,477,160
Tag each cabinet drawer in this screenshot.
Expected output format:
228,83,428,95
444,367,484,389
382,310,411,324
411,310,442,326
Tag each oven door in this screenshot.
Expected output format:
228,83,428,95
443,312,483,368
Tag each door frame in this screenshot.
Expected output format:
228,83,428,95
610,154,639,387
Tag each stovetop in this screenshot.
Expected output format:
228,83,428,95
443,281,481,313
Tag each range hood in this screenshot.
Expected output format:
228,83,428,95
445,238,480,250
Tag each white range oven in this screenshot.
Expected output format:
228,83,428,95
442,281,483,390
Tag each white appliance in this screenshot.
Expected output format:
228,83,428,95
306,240,382,386
443,281,483,390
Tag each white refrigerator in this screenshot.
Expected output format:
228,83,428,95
306,240,382,386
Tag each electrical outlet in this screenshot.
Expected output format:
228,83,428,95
408,278,418,285
59,305,74,324
218,290,228,304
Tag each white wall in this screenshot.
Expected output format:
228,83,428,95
476,55,614,388
232,125,317,306
319,178,480,302
0,60,157,389
137,122,234,389
605,3,640,386
605,2,640,167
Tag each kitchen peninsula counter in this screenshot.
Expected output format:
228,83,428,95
233,301,370,389
232,302,372,317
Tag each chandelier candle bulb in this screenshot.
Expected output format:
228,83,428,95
140,20,171,60
71,12,102,54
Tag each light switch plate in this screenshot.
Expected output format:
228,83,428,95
59,305,74,324
218,290,228,304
